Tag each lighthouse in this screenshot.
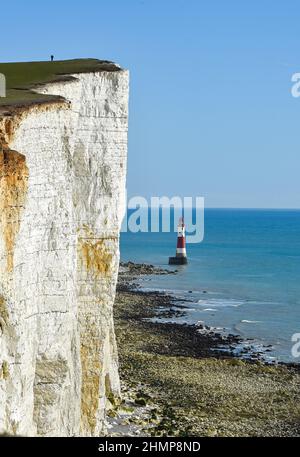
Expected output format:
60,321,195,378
169,217,188,265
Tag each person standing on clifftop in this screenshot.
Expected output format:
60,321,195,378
51,55,54,61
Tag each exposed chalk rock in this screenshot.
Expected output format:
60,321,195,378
0,68,129,436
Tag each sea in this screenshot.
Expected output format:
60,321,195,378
120,209,300,363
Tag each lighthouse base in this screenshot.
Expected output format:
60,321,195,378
168,256,188,265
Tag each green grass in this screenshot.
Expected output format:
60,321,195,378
0,58,121,109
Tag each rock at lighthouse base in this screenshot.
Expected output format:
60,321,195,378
168,256,188,265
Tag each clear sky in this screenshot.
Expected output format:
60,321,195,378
2,0,300,208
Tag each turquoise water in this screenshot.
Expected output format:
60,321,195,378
120,209,300,362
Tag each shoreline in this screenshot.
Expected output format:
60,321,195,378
118,262,299,368
117,265,243,361
110,261,300,437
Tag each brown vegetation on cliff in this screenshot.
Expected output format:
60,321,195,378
0,140,29,272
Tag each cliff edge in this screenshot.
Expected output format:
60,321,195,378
0,59,129,436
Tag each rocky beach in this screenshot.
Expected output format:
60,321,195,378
109,262,300,437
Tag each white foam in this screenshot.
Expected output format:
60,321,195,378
241,320,262,324
197,298,242,308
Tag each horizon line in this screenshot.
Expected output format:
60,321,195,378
126,206,300,210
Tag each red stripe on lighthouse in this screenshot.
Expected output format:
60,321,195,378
177,236,186,248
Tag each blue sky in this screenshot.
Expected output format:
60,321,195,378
2,0,300,208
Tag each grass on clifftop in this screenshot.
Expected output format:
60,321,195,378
0,58,121,109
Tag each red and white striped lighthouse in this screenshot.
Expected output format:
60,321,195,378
169,217,188,265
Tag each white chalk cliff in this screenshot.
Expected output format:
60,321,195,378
0,67,129,436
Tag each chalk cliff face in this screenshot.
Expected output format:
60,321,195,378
0,69,129,436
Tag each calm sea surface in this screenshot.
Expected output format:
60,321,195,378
120,209,300,362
